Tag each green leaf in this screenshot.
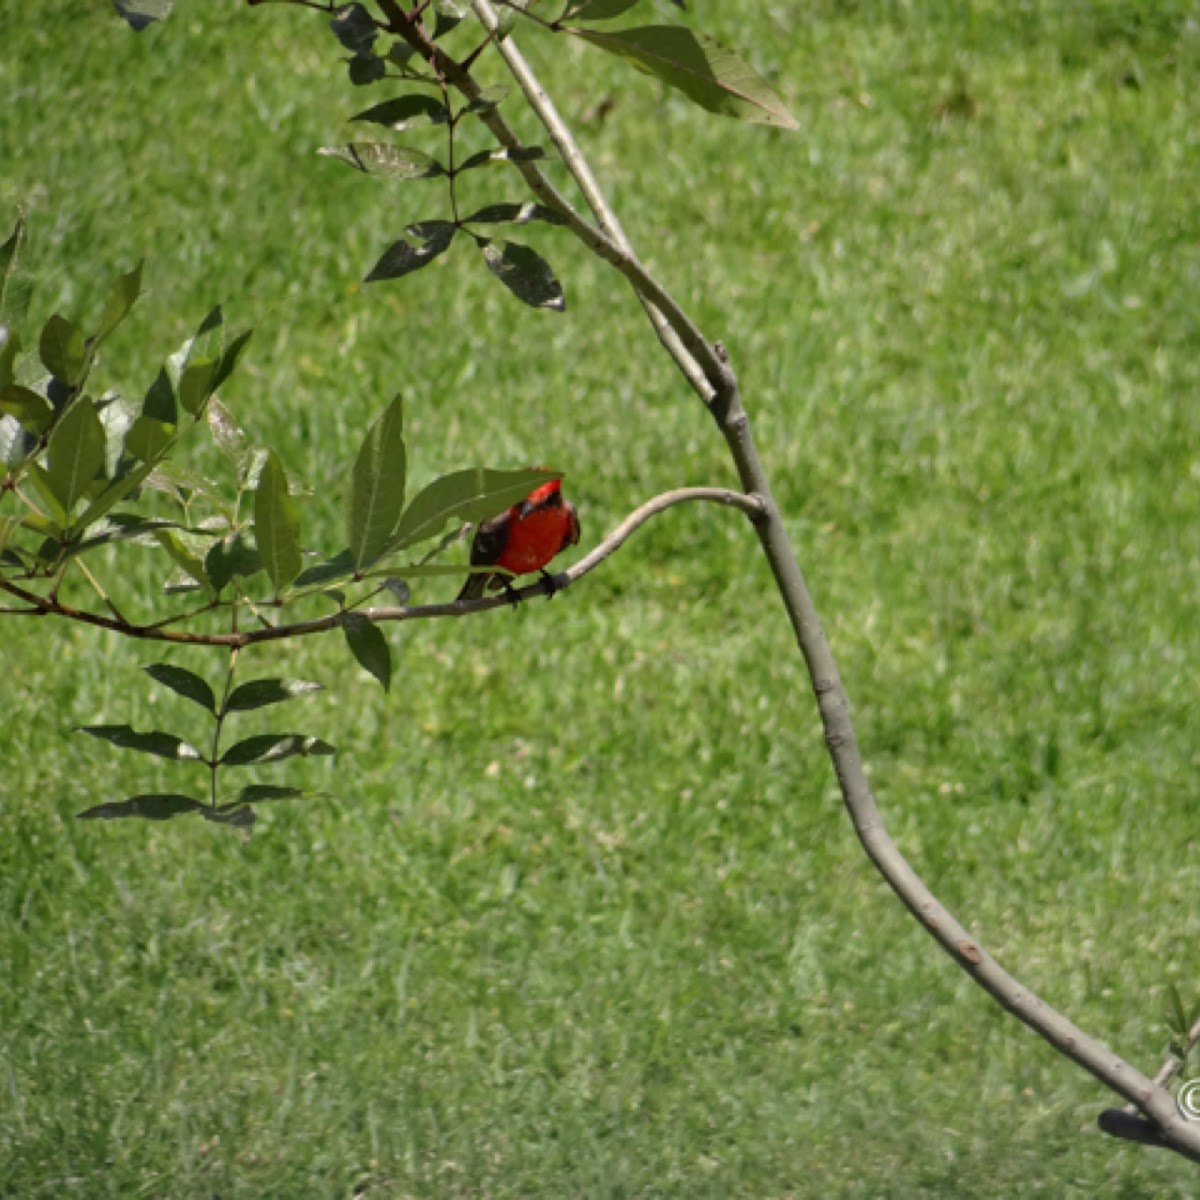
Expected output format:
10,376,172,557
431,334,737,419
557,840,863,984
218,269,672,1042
206,396,247,463
318,143,445,180
0,325,20,390
330,2,376,55
390,466,560,552
153,528,213,594
94,261,143,346
348,54,386,86
347,394,406,571
0,415,36,471
112,0,175,30
142,663,216,713
225,678,324,714
495,6,519,40
255,449,302,595
572,25,799,130
351,561,475,581
294,548,355,589
39,314,87,386
238,446,270,491
95,513,186,542
1167,983,1190,1036
46,398,106,512
479,240,566,311
561,0,641,19
0,514,24,562
458,145,547,172
220,733,336,767
343,612,392,692
352,96,450,130
24,464,68,527
97,393,138,476
125,415,176,463
146,462,224,507
70,460,155,537
205,530,262,592
167,307,224,395
463,202,567,227
0,218,33,331
462,86,511,116
0,216,26,316
142,366,177,424
178,357,217,416
211,328,252,394
0,384,54,434
380,576,410,603
77,793,203,821
77,723,203,762
365,223,456,284
384,40,420,71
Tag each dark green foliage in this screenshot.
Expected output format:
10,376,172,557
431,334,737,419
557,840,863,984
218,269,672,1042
254,449,302,595
224,678,324,713
342,611,394,692
478,238,566,310
77,723,202,762
347,394,406,571
73,662,333,829
142,663,217,713
219,733,336,767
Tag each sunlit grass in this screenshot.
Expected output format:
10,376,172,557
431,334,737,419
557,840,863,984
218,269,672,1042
2,2,1199,1195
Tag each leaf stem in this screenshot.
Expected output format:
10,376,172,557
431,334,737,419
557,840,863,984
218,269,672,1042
208,608,242,805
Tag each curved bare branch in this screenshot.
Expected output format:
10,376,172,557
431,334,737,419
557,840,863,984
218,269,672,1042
464,0,1200,1164
0,486,764,647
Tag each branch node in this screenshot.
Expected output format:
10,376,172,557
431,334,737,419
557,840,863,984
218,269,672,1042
959,940,983,965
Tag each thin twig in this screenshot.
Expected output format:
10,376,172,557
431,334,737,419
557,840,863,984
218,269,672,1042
0,487,764,647
467,0,711,401
378,0,730,399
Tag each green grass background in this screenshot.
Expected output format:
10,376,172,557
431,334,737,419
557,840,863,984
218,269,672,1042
3,1,1200,1195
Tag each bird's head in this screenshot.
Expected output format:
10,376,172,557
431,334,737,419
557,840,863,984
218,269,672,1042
518,478,564,517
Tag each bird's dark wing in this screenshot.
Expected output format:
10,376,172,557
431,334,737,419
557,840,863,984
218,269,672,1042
470,511,512,567
456,511,513,601
563,502,581,550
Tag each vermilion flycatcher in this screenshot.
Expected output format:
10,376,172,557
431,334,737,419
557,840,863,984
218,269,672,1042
457,479,581,602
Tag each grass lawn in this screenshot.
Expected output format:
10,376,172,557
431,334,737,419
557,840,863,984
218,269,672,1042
2,1,1199,1195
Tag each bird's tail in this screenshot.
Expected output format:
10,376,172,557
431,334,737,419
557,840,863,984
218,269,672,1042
456,572,490,602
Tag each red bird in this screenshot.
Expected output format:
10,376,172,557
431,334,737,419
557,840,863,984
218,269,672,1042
457,479,581,602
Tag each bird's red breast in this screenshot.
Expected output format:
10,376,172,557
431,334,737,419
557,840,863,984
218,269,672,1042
457,478,580,601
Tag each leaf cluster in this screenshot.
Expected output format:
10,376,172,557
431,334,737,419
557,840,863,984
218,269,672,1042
0,216,252,583
77,664,331,832
1,214,563,829
307,0,795,305
56,0,799,832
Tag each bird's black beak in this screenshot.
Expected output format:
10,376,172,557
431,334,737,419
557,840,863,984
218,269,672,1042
519,490,562,519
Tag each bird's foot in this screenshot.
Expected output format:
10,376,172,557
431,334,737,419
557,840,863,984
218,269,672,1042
502,580,522,609
539,569,561,600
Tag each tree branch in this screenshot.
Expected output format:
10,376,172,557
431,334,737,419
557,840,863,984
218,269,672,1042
466,0,712,401
465,0,1200,1164
0,487,764,647
379,0,731,402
